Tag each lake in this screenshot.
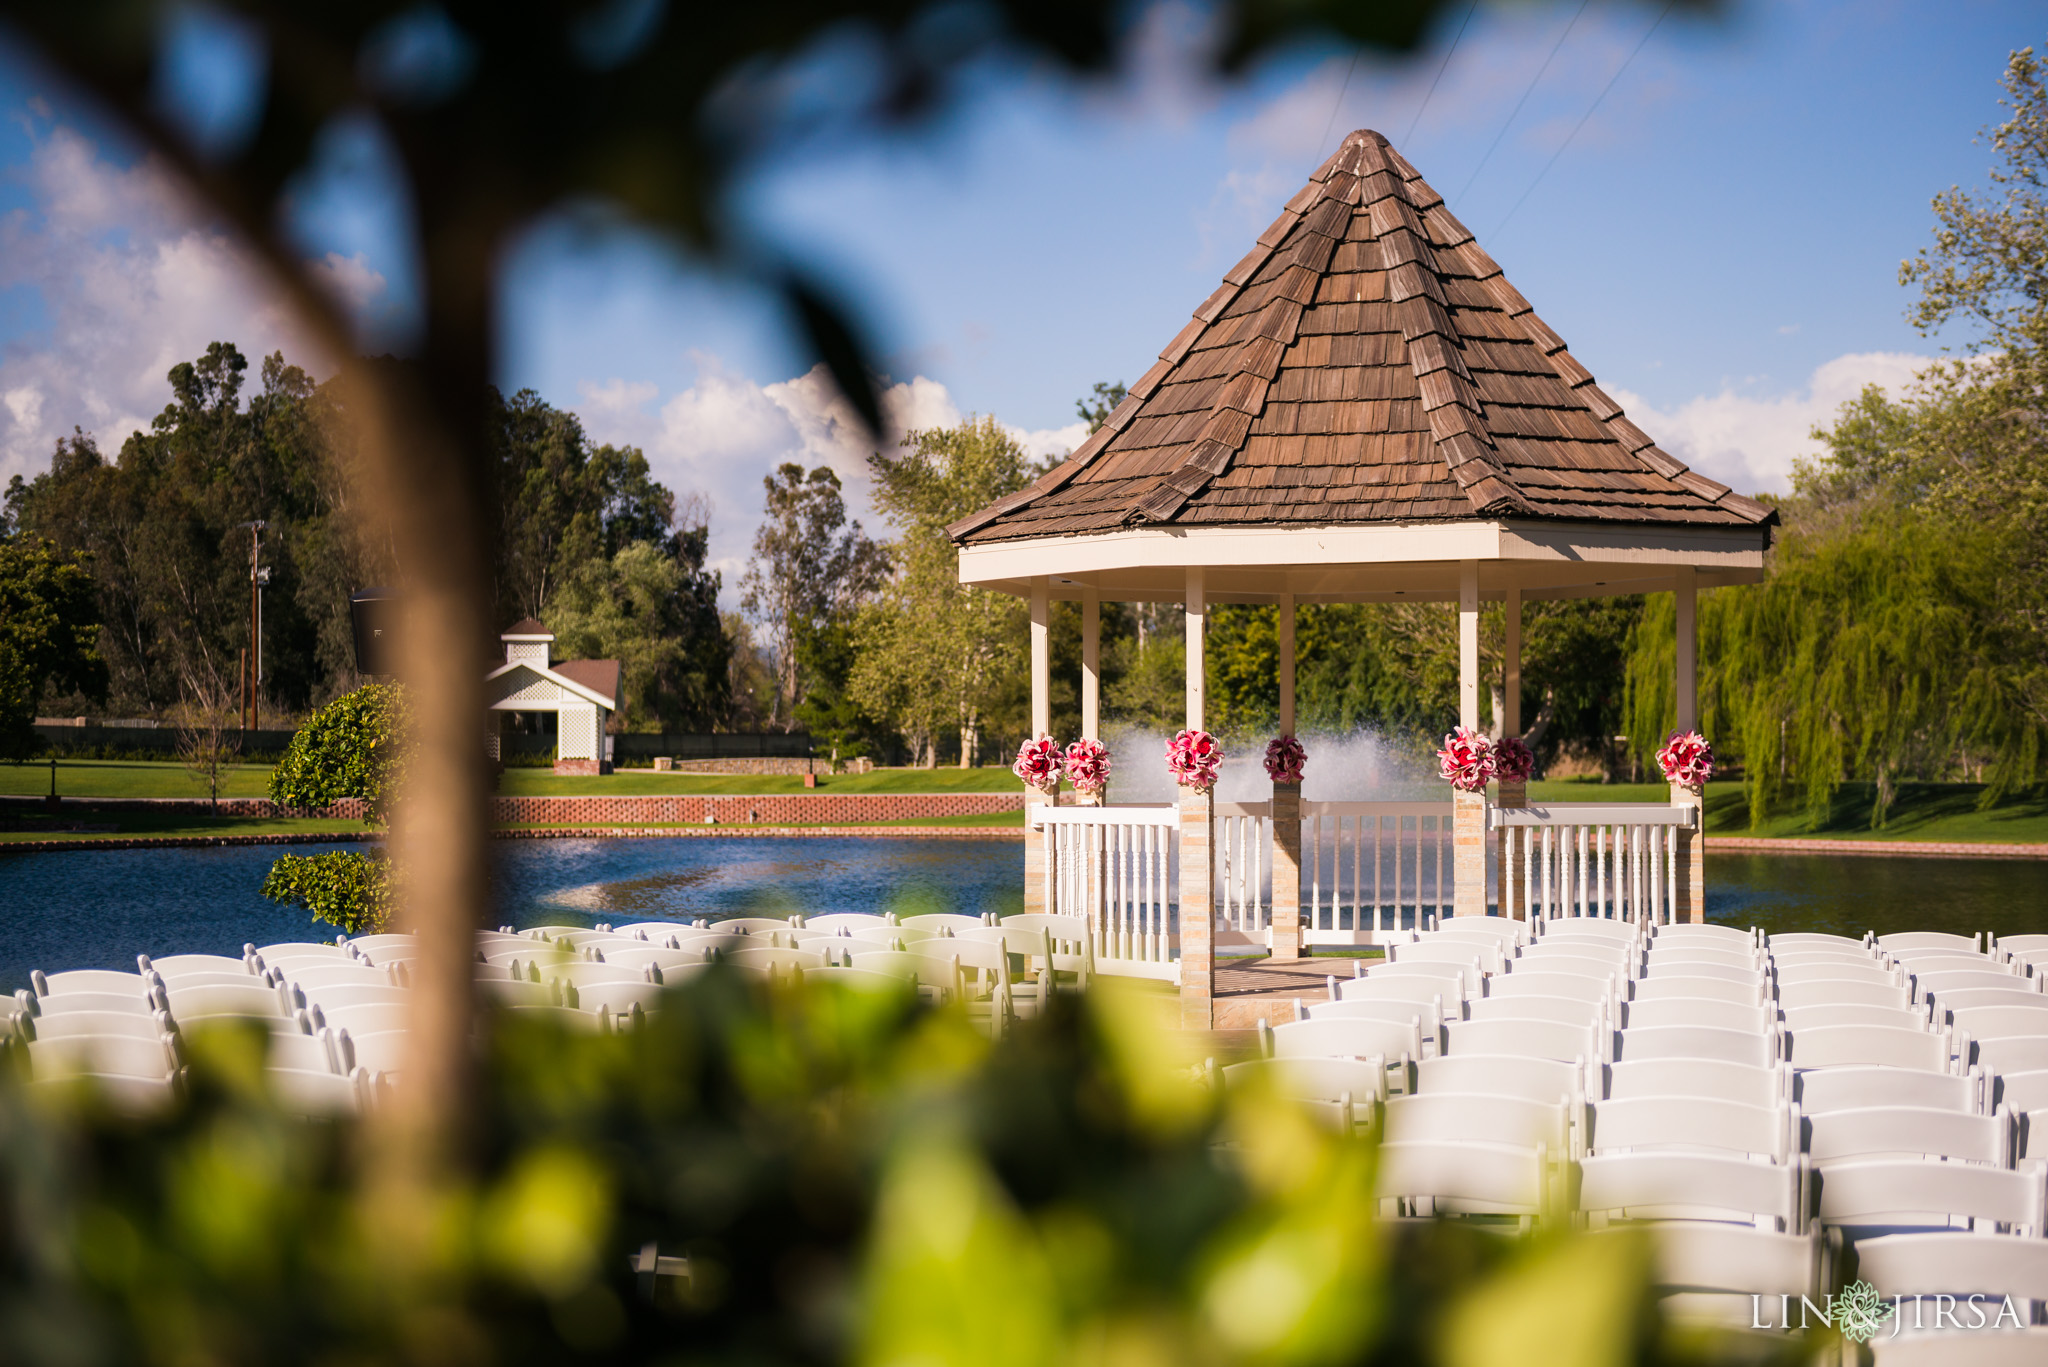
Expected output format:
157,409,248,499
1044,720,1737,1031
0,837,2043,989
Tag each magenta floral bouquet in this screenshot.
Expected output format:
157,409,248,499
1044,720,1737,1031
1492,734,1535,785
1263,734,1307,785
1436,726,1496,793
1064,738,1111,797
1656,730,1715,788
1165,728,1222,793
1011,735,1064,794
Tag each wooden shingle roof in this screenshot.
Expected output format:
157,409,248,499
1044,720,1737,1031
952,129,1773,547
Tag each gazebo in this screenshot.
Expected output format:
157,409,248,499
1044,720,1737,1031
949,129,1776,1027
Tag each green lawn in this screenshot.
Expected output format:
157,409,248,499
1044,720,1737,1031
494,766,1026,796
0,810,366,844
0,760,274,800
1529,777,2048,844
499,810,1025,832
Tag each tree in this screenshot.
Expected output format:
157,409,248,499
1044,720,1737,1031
262,682,408,933
740,464,886,730
1076,380,1128,432
172,672,241,810
0,535,106,761
854,418,1033,766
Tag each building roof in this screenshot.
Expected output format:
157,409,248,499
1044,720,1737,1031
951,129,1774,548
501,618,553,639
551,658,621,709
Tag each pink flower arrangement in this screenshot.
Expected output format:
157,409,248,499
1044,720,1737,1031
1064,738,1111,796
1656,730,1715,788
1165,728,1222,793
1012,735,1064,793
1263,734,1307,785
1492,734,1535,785
1436,726,1496,793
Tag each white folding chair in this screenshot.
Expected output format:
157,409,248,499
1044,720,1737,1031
37,969,155,998
1466,995,1605,1029
1816,1159,2046,1236
1769,933,1874,952
1801,1065,1984,1116
1303,998,1443,1040
1221,1057,1385,1134
1485,970,1617,1006
26,1072,179,1114
1777,961,1902,988
31,991,157,1018
1539,919,1642,943
1623,998,1773,1034
278,963,394,993
724,947,828,975
1445,1017,1606,1066
1783,1002,1929,1032
1614,1024,1778,1069
1267,1017,1424,1069
1995,1070,2048,1114
1976,1036,2048,1075
897,913,988,934
595,944,720,973
478,979,558,1008
1879,932,1984,957
801,913,894,935
313,1002,410,1036
1930,987,2048,1016
1604,1058,1791,1109
1414,1055,1588,1108
1617,1223,1827,1332
1384,941,1492,993
1323,977,1455,1022
1951,1006,2048,1045
1514,950,1634,981
1352,961,1470,996
700,917,794,936
1586,1095,1796,1163
344,933,418,954
21,1011,169,1042
163,982,287,1022
29,1033,178,1082
1375,1140,1552,1227
1644,946,1763,973
144,954,251,979
1777,978,1915,1011
1787,1024,1951,1073
1921,970,2039,1003
1631,974,1766,1007
1425,916,1530,949
1806,1105,2012,1169
1638,961,1763,988
575,980,667,1014
1578,1150,1806,1231
1856,1232,2048,1364
1383,1092,1569,1159
1654,923,1758,948
298,984,410,1014
157,972,270,994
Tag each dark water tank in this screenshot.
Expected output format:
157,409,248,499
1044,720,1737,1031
350,588,401,678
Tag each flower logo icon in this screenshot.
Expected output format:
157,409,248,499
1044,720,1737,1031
1831,1281,1893,1344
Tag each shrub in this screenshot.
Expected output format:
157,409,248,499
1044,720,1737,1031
267,682,407,823
258,849,393,936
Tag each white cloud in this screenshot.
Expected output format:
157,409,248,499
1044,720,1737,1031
1611,352,1935,496
0,124,331,483
577,357,1087,601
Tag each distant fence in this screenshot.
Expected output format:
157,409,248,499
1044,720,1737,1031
35,722,818,767
32,724,298,757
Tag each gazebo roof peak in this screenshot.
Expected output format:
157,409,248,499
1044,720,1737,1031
950,127,1774,549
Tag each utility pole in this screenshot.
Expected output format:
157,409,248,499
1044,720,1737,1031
237,521,267,731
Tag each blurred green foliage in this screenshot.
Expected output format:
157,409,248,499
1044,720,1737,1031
0,973,1808,1366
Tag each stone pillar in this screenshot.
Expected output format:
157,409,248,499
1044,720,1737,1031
1270,592,1301,958
1179,786,1215,1029
1497,586,1526,919
1024,578,1051,913
1452,561,1486,918
1672,570,1703,923
1270,780,1302,959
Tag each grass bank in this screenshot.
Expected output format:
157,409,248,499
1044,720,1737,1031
1531,777,2048,845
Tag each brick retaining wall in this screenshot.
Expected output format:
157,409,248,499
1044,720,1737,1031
490,792,1023,825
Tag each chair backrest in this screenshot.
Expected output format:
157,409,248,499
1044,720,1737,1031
147,955,252,979
1905,955,2016,979
1994,1069,2048,1114
1625,1224,1822,1302
1269,1016,1423,1065
847,951,961,992
1917,970,2034,999
1387,942,1494,989
1775,978,1912,1011
1374,1140,1549,1223
1356,961,1470,993
22,1011,167,1042
1426,916,1529,946
1518,945,1634,973
898,913,987,932
1644,946,1761,973
1781,1002,1927,1033
593,945,715,973
257,942,349,963
905,939,1011,978
1927,987,2048,1016
1414,1054,1586,1106
28,1033,177,1081
1223,1057,1388,1107
1614,1024,1778,1069
1466,995,1604,1029
1636,961,1762,987
1540,918,1641,942
279,964,392,992
1774,961,1898,987
1976,1035,2048,1075
32,991,156,1018
1805,1105,2009,1168
1879,931,1982,956
725,947,829,973
1605,1058,1790,1108
40,969,154,998
704,917,794,935
1814,1158,2045,1233
477,979,557,1009
335,1029,413,1074
1996,934,2048,956
1334,976,1457,1016
265,1030,339,1075
546,962,653,989
1444,1017,1604,1065
1305,998,1446,1032
1768,933,1870,952
1799,1065,1980,1116
1948,1005,2048,1043
343,933,418,954
314,1002,411,1037
1382,1092,1568,1152
163,983,285,1021
1623,997,1772,1035
802,913,892,935
1578,1151,1804,1231
1785,1023,1948,1072
301,984,411,1013
802,967,923,996
1586,1095,1794,1163
1654,923,1757,948
1485,971,1616,1005
1850,1230,2048,1309
159,972,271,994
1000,914,1089,950
1630,975,1764,1007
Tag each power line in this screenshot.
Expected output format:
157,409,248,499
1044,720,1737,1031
1454,0,1591,207
1493,0,1677,240
1319,50,1362,152
1402,0,1481,147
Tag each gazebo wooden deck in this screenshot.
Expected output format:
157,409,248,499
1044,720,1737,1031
950,129,1778,1028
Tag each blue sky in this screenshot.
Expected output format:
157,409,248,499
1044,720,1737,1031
0,0,2038,585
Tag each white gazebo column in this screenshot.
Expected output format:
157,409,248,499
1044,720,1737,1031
1452,560,1486,918
1024,575,1053,913
1081,588,1101,742
1672,568,1705,923
1270,593,1302,961
1497,586,1527,919
1179,566,1215,1028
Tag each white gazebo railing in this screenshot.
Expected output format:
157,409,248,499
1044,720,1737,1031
1215,801,1271,946
1303,801,1455,945
1490,803,1698,925
1036,804,1181,982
